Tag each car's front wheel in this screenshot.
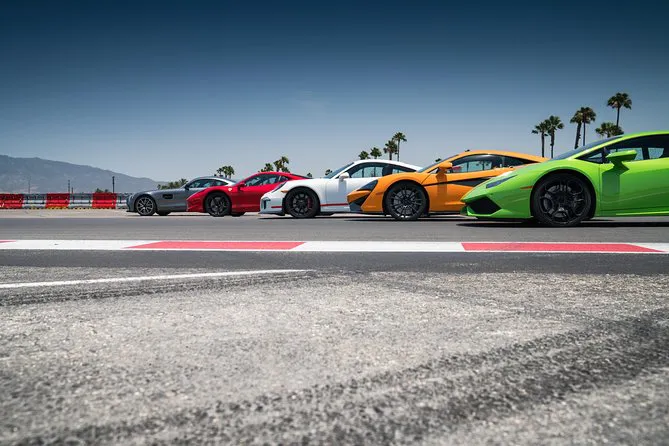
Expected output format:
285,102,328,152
157,211,170,216
531,173,593,227
385,182,428,221
135,196,156,216
286,189,320,218
205,193,231,217
230,212,245,217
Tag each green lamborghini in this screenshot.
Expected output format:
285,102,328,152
461,131,669,226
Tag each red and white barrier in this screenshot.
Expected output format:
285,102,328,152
0,193,131,210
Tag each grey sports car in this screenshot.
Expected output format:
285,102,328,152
127,176,237,216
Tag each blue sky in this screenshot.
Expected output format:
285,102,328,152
1,0,668,181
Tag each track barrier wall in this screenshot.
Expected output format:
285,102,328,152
0,193,133,210
0,194,24,209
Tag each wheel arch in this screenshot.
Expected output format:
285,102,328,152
381,180,430,216
204,190,232,211
532,169,597,218
133,194,156,213
282,186,323,213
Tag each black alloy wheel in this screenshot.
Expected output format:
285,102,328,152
286,189,320,218
205,193,231,217
385,182,428,221
531,173,593,227
135,196,156,216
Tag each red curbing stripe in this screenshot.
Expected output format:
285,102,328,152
126,241,305,250
462,242,662,253
0,240,14,243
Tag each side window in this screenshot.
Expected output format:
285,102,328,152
390,165,416,174
503,156,533,167
347,163,384,178
580,149,605,164
244,175,269,187
451,155,504,173
187,179,211,189
214,179,228,186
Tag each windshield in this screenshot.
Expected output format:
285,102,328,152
552,136,623,160
324,162,354,179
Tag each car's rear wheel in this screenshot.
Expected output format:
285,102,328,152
135,196,156,216
319,212,334,217
205,193,231,217
531,173,593,227
385,182,427,221
157,211,170,216
286,189,319,218
230,212,245,217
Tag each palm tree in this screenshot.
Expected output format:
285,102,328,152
306,173,313,178
570,111,583,150
216,165,235,178
579,107,596,145
370,147,382,159
325,169,332,176
434,158,442,162
273,156,290,172
392,132,407,161
260,163,273,172
607,92,632,127
359,150,370,160
595,122,624,138
531,121,550,157
383,140,398,160
544,115,564,158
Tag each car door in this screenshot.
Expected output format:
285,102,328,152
598,135,669,212
237,174,282,210
431,154,506,210
171,179,216,211
325,163,385,205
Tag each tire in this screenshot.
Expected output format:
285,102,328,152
230,212,245,217
135,195,157,216
285,188,320,218
157,211,171,216
384,182,428,221
530,173,593,227
319,212,334,217
205,192,231,217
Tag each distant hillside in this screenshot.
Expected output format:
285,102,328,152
0,155,164,193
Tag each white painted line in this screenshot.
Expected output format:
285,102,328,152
0,270,308,289
293,241,467,252
0,240,153,250
635,243,669,253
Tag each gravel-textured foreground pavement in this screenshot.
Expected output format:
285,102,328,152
2,267,668,444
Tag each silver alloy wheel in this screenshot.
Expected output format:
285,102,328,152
136,196,156,216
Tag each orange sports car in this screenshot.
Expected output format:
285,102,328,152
347,150,547,220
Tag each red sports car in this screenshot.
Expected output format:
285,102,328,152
187,171,309,217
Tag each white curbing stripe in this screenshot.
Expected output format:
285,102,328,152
0,270,308,289
0,240,668,253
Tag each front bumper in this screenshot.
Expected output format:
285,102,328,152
346,190,371,213
259,194,284,215
461,187,533,219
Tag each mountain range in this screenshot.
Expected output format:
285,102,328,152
0,155,164,194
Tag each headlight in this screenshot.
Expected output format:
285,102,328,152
486,175,516,189
358,180,378,191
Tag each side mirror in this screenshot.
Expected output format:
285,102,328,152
606,149,637,166
436,161,453,174
183,184,190,190
237,182,245,188
339,172,350,181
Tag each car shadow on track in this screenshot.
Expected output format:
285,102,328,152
456,219,669,228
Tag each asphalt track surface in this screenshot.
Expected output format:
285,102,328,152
2,210,669,444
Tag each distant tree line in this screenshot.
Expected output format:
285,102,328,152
532,92,632,157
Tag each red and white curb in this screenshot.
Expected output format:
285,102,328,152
0,240,668,253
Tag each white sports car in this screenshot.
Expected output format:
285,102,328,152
259,159,420,218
